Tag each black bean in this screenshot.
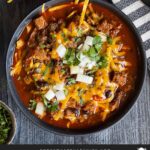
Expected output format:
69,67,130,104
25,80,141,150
105,90,112,98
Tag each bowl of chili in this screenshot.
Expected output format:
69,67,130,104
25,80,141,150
6,0,146,135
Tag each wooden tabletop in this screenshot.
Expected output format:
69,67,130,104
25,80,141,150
0,0,149,144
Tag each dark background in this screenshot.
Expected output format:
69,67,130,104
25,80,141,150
0,0,150,144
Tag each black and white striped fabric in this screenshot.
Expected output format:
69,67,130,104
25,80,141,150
112,0,150,67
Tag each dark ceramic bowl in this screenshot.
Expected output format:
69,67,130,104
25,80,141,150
6,0,146,135
0,101,16,144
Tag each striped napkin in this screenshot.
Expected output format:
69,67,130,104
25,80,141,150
112,0,150,69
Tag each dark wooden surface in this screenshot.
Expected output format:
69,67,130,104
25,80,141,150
0,0,150,144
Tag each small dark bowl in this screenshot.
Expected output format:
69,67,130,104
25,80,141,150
0,101,16,144
6,0,146,135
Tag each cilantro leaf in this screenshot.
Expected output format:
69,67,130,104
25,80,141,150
29,99,37,110
41,95,49,107
51,101,59,112
93,36,102,51
39,43,46,49
67,78,76,85
93,36,102,45
64,48,80,66
77,28,83,36
0,104,12,144
67,78,76,84
94,43,102,51
107,36,113,44
88,47,97,58
97,56,108,68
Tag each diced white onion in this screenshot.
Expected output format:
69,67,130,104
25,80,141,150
79,53,86,60
76,74,93,84
82,44,90,51
53,82,64,91
98,32,107,42
56,44,66,58
44,89,55,101
79,54,91,68
79,53,96,69
87,61,96,69
35,102,45,117
84,36,94,46
70,66,84,74
55,91,66,101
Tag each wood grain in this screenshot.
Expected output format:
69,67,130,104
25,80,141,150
0,0,149,144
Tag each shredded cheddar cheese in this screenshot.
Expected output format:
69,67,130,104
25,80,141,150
80,0,89,25
42,3,45,13
10,60,22,76
75,0,79,4
48,4,70,12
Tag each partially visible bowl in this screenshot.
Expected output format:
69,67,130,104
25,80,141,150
0,101,16,144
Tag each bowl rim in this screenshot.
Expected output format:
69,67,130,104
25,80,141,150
6,0,147,136
0,100,17,144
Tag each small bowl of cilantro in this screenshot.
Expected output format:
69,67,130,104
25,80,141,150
0,101,16,144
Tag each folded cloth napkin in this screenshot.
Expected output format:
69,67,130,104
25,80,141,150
112,0,150,69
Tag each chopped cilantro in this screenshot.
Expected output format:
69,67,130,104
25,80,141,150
93,36,102,51
82,36,103,62
86,68,98,76
42,61,53,76
51,101,59,112
83,46,99,61
41,95,59,112
61,69,66,74
87,47,98,58
39,43,46,49
41,95,49,107
33,77,37,82
64,89,68,96
94,43,102,51
80,98,84,105
67,78,76,85
74,57,80,65
42,65,49,76
107,36,113,44
0,104,12,144
77,28,83,36
64,48,80,66
76,51,81,60
51,34,56,39
74,37,81,43
78,89,85,106
61,32,65,38
93,36,102,45
78,88,85,96
61,32,68,42
97,56,108,68
29,99,37,110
